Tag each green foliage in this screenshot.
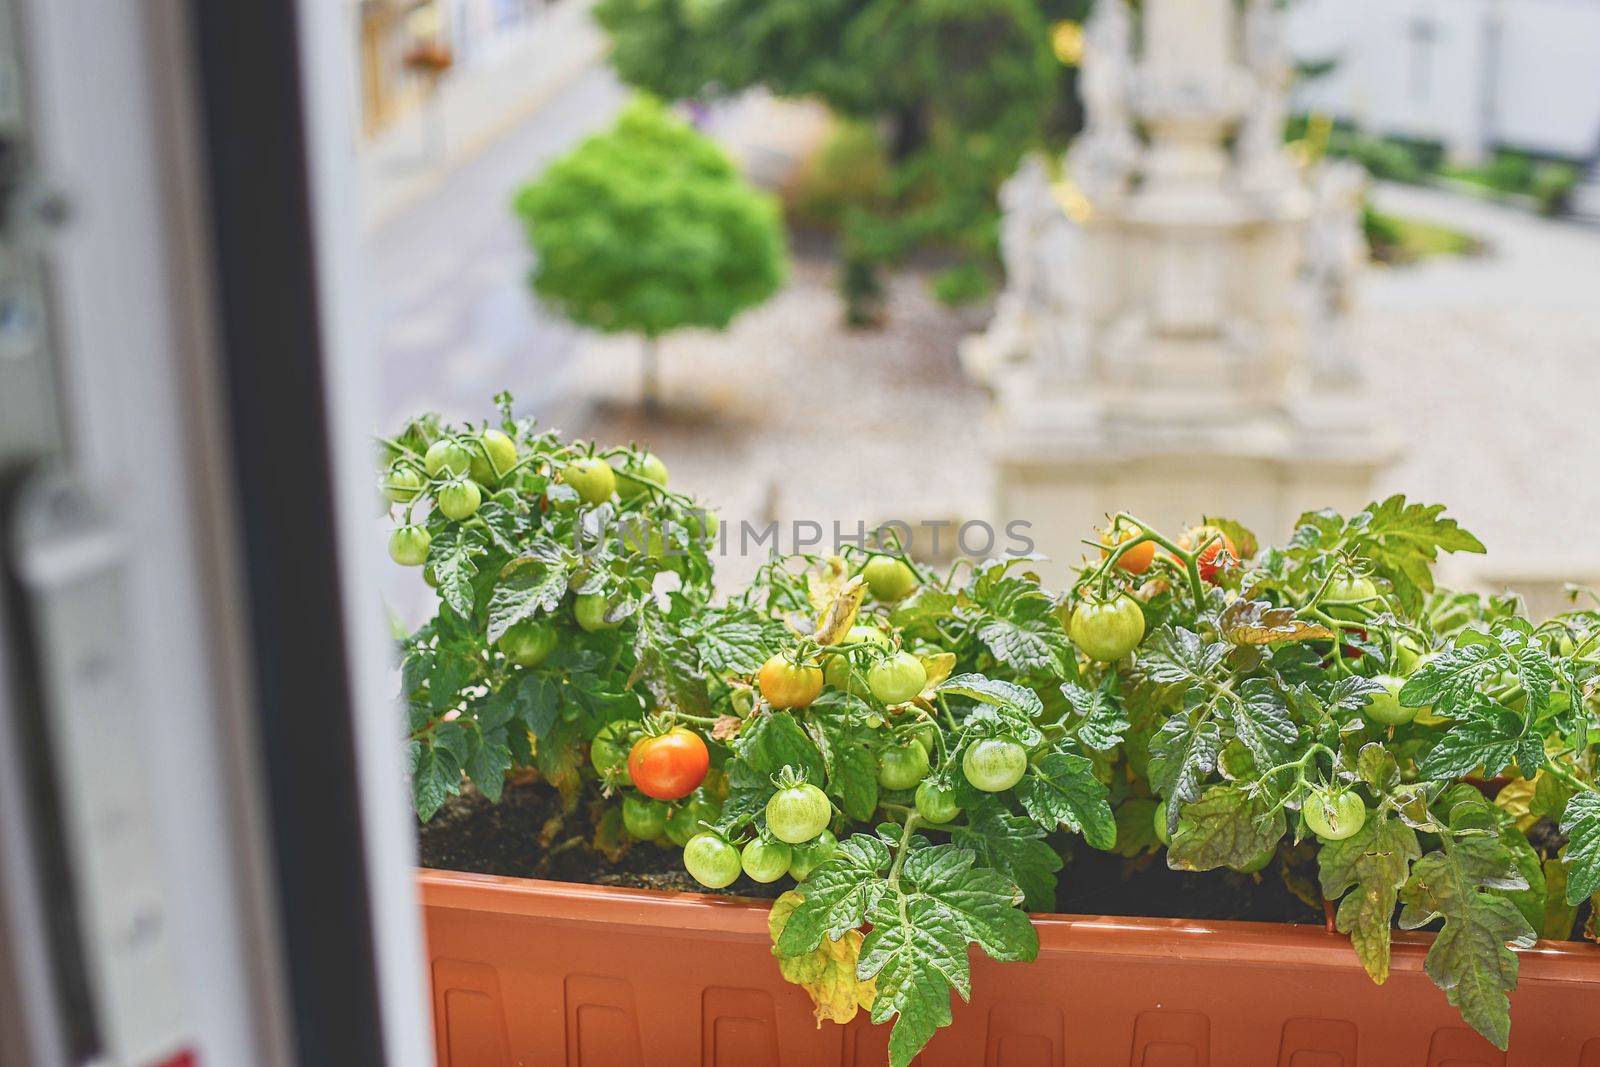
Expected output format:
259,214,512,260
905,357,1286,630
388,405,1600,1062
594,0,1069,311
513,97,785,339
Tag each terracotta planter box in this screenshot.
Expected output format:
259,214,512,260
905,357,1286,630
420,868,1600,1067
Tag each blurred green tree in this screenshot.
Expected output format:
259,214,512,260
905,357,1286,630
595,0,1086,323
513,98,787,409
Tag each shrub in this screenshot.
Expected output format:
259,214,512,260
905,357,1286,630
513,98,786,408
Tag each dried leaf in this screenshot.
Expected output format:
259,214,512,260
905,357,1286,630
812,575,868,645
1220,598,1335,645
769,891,876,1025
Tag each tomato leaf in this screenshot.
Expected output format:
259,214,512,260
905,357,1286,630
1148,716,1221,833
686,606,784,674
408,738,462,821
935,673,1042,718
950,798,1062,911
1058,683,1128,752
1418,701,1526,780
1561,791,1600,906
1016,751,1116,850
1166,783,1284,872
769,891,876,1025
427,524,485,619
975,605,1074,679
856,842,1036,1067
1319,814,1420,983
486,551,571,644
631,612,712,715
1219,598,1335,645
1397,794,1537,1050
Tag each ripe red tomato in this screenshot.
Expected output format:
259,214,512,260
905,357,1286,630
1182,525,1237,582
627,727,709,801
1099,522,1156,575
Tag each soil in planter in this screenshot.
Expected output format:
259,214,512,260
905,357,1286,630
419,780,1327,924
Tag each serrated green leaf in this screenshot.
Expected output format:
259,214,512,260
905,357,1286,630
1561,791,1600,905
1140,627,1231,688
1148,716,1221,826
776,834,892,954
486,553,570,644
1418,703,1524,780
1398,836,1536,1050
1166,783,1285,871
975,610,1073,679
1226,678,1298,764
1059,683,1128,751
1399,643,1502,710
935,673,1043,718
951,798,1062,911
632,612,712,715
462,726,513,803
1318,815,1420,982
687,607,783,674
408,739,461,821
427,524,485,618
1016,752,1115,849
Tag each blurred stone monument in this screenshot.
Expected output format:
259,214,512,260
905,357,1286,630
963,0,1396,567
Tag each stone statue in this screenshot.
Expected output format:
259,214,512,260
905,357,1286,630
1237,0,1297,195
1304,159,1368,386
1068,0,1138,202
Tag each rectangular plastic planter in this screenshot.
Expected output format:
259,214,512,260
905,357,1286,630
420,868,1600,1066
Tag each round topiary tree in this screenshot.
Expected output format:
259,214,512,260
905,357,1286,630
513,97,787,410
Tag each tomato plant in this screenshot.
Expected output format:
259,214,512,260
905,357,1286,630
388,406,1600,1066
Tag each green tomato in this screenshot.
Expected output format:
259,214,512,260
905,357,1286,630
876,743,930,791
498,618,557,667
1363,675,1416,726
867,651,927,706
1303,790,1367,842
765,783,831,844
617,452,668,501
382,464,425,503
1153,800,1172,846
687,508,720,544
861,556,916,602
914,780,960,824
1069,594,1146,662
563,457,616,505
1393,636,1426,675
962,737,1028,793
823,626,890,695
437,478,481,521
389,525,430,567
665,795,719,847
907,722,938,759
424,439,473,478
589,720,634,783
1232,843,1277,875
622,795,668,841
1325,574,1378,605
786,828,838,882
740,839,793,884
683,833,741,889
469,429,518,486
575,594,620,633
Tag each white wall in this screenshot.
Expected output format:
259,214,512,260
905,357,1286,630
1288,0,1600,161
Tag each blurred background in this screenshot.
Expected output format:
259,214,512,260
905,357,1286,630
358,0,1600,610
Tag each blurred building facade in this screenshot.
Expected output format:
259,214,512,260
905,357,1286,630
353,0,602,228
1288,0,1600,164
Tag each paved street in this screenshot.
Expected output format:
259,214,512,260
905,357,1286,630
366,63,628,434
